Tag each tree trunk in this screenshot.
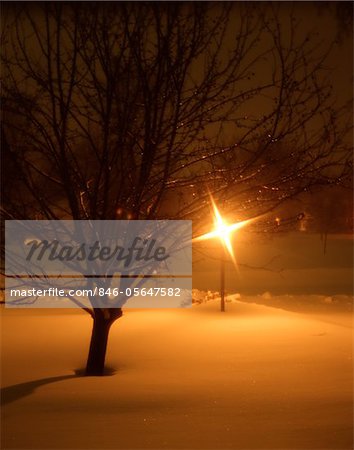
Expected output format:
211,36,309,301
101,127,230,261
85,313,113,376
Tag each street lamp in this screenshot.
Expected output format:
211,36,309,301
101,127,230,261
194,196,253,312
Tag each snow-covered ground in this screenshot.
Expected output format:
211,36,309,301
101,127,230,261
1,295,353,449
192,290,353,327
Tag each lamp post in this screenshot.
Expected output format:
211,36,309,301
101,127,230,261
194,196,253,312
220,244,226,312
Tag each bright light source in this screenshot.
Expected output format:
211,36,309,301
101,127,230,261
194,196,253,265
194,195,256,312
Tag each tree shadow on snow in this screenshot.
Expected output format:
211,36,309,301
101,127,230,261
1,367,118,406
1,374,79,405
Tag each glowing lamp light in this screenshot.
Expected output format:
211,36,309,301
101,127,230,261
193,195,254,312
194,196,253,266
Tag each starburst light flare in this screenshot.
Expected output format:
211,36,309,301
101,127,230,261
193,196,254,266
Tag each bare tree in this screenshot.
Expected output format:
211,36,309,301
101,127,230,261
1,2,352,374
